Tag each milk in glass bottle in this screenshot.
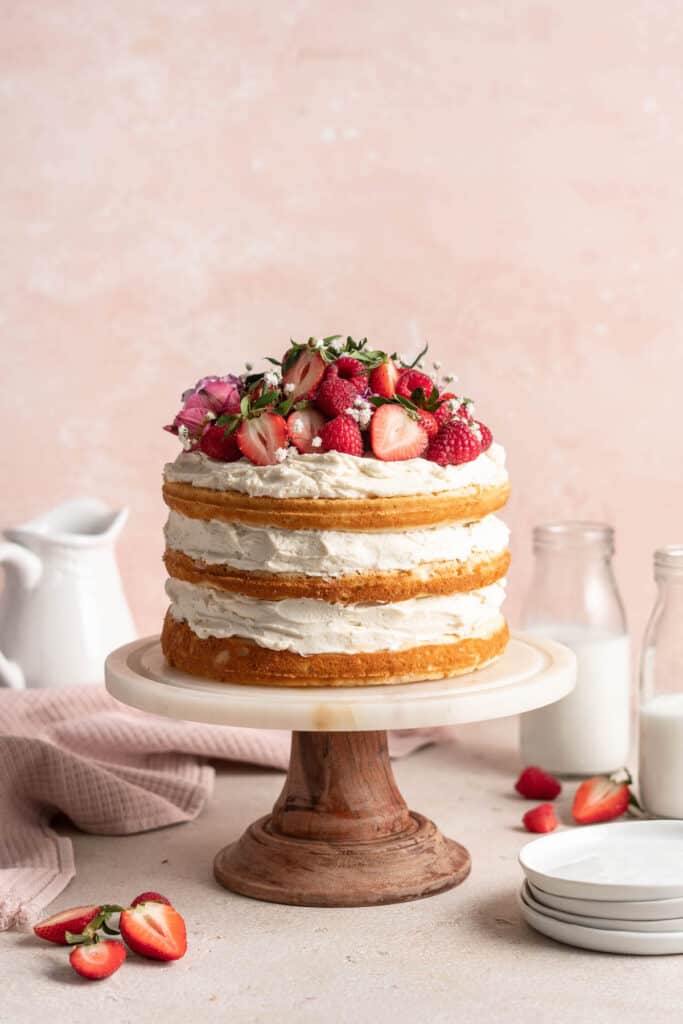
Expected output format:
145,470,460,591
520,522,630,776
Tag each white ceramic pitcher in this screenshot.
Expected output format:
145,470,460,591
0,498,137,689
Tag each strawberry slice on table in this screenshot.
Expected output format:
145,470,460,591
282,348,326,402
572,770,636,825
34,904,101,945
523,803,558,834
369,404,428,462
119,900,187,961
515,766,562,801
69,939,126,980
130,891,171,908
369,358,400,398
287,408,326,454
236,412,288,466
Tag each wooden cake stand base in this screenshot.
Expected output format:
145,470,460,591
214,730,470,907
105,634,575,908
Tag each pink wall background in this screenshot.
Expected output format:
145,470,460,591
3,1,683,648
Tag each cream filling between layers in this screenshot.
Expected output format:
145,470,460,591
165,577,507,655
164,511,510,577
164,444,508,500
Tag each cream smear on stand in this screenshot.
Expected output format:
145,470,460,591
520,625,631,776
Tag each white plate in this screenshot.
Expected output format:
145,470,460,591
522,883,683,933
518,890,683,955
519,820,683,901
528,881,683,922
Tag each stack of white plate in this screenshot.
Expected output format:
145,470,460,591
518,820,683,955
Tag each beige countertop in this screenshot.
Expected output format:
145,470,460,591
1,717,680,1023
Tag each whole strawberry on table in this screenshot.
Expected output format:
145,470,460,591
33,890,187,981
164,336,495,468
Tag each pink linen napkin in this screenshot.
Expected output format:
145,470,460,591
0,687,448,930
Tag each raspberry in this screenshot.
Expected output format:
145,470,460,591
476,420,493,451
434,393,462,427
331,357,368,395
199,424,240,462
396,369,435,400
318,414,364,457
418,410,439,439
515,766,562,801
426,419,482,466
315,371,360,418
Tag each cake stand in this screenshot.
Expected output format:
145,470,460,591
105,632,575,908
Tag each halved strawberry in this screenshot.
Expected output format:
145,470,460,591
523,803,558,834
34,904,101,945
69,939,126,980
130,891,171,908
418,410,439,439
236,412,288,466
119,901,187,961
369,358,400,399
369,404,428,462
287,408,326,454
282,349,326,402
572,772,632,825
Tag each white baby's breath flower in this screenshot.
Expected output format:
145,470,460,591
328,337,343,352
284,382,295,394
432,360,442,371
470,421,482,442
178,425,192,451
311,436,323,448
313,338,325,348
263,369,281,389
293,417,304,433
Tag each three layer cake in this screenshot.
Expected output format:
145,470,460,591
161,337,510,686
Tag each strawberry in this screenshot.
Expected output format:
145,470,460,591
287,408,326,454
34,904,101,946
369,404,428,462
130,891,171,908
69,939,126,981
236,412,288,466
418,410,439,439
119,901,187,961
427,419,482,466
199,424,240,462
523,803,558,834
369,358,400,398
434,392,461,427
314,369,359,418
476,420,493,452
396,369,434,400
282,348,326,402
515,766,562,801
319,414,364,457
572,772,633,825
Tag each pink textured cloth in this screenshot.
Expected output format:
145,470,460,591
0,687,446,930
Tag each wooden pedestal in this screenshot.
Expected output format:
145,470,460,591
214,730,471,907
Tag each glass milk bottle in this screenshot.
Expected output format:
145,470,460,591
519,522,630,776
639,546,683,818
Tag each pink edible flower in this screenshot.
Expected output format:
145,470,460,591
165,374,244,450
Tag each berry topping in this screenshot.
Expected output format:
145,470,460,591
476,420,493,451
318,414,364,457
369,404,428,462
515,766,562,801
523,803,558,834
287,408,326,454
130,891,171,907
417,410,439,439
314,369,360,418
198,424,240,462
34,905,101,946
369,358,400,399
236,412,289,466
396,369,434,400
69,939,126,981
433,393,462,427
282,348,326,402
426,419,482,466
334,356,365,379
119,901,187,961
572,770,635,825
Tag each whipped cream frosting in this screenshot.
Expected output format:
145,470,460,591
165,511,510,577
163,444,508,500
166,578,507,655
